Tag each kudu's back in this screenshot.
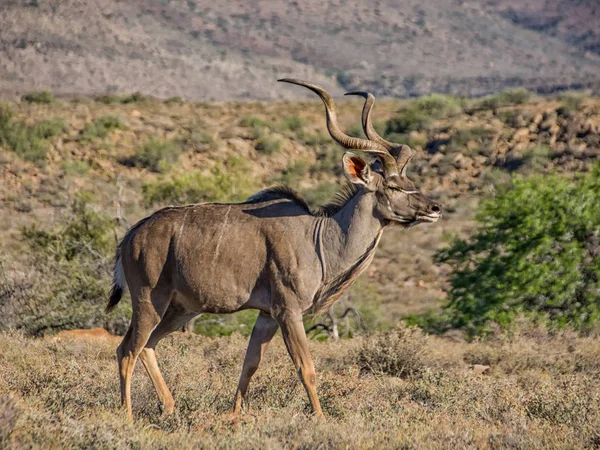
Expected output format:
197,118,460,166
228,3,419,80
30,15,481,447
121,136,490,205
109,198,322,316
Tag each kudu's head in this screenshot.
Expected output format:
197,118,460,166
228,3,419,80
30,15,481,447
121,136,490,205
279,79,442,227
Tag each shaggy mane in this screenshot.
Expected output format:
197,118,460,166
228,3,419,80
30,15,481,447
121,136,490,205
244,184,359,218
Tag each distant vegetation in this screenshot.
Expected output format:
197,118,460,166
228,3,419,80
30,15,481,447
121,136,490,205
142,157,257,206
21,90,55,104
80,115,125,141
0,104,65,164
122,138,181,173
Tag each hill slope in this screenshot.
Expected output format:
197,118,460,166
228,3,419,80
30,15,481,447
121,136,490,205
1,0,599,100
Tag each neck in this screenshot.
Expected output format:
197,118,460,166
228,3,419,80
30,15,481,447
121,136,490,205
317,189,384,282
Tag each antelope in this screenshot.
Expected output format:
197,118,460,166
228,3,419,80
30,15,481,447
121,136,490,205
106,79,442,419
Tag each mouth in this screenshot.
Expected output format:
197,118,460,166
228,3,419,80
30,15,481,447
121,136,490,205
416,213,441,223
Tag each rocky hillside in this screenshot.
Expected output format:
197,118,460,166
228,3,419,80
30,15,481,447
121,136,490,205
1,90,599,321
1,0,599,100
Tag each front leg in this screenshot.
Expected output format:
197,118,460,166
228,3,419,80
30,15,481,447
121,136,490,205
277,311,324,417
233,311,279,414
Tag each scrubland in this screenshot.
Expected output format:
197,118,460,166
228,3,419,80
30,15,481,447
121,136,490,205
1,90,600,448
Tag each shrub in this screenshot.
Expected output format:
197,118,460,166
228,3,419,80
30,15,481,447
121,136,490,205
557,91,587,115
1,200,130,336
182,122,216,153
278,115,304,133
520,145,552,172
240,115,267,129
142,157,258,206
80,115,124,140
194,310,259,337
355,324,429,378
95,92,151,105
447,127,495,155
474,88,532,110
436,164,600,334
123,139,181,173
0,106,65,164
21,90,54,104
275,160,310,186
255,135,281,154
386,94,461,134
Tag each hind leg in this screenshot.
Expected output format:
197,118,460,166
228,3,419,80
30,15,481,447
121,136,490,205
138,302,197,416
116,287,169,420
233,311,279,414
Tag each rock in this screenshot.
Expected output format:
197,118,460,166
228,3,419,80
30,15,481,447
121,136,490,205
512,128,530,141
540,118,556,131
471,364,490,376
131,109,142,118
532,113,543,125
429,153,444,166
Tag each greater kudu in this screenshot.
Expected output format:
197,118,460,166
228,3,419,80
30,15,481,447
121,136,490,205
106,79,442,419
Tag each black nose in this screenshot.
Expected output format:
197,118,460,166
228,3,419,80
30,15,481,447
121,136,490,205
430,203,442,214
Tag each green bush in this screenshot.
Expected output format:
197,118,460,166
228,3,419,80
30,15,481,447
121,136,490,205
142,157,258,206
1,200,130,336
436,164,600,334
194,310,259,337
80,115,124,140
182,122,216,153
520,145,552,172
447,127,495,155
0,106,65,164
255,135,281,154
278,115,304,133
386,94,462,134
239,115,267,129
557,91,587,115
21,90,54,104
275,160,310,186
95,92,151,105
475,88,532,110
123,139,181,173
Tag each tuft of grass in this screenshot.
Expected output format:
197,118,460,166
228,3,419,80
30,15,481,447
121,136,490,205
80,115,125,140
122,139,181,173
355,324,429,378
21,90,54,104
520,145,552,172
240,115,267,129
182,121,217,153
255,134,281,154
278,115,304,133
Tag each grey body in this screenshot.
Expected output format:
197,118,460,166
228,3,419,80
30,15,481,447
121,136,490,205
107,79,441,419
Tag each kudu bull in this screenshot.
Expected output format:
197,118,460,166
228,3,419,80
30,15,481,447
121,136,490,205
106,79,442,418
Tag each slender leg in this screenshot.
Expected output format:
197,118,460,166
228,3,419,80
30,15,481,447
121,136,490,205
232,311,279,414
138,304,197,416
116,287,167,420
277,313,323,417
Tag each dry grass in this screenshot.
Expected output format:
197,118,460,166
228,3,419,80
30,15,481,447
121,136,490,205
1,322,599,449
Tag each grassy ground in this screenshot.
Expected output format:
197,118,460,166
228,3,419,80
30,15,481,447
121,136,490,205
1,321,599,449
1,93,599,448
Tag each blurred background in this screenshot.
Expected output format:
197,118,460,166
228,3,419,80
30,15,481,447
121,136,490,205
0,0,599,338
1,0,599,100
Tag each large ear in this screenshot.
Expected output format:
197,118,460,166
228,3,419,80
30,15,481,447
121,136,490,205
342,152,372,186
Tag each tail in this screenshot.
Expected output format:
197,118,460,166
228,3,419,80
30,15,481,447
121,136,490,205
105,246,127,313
